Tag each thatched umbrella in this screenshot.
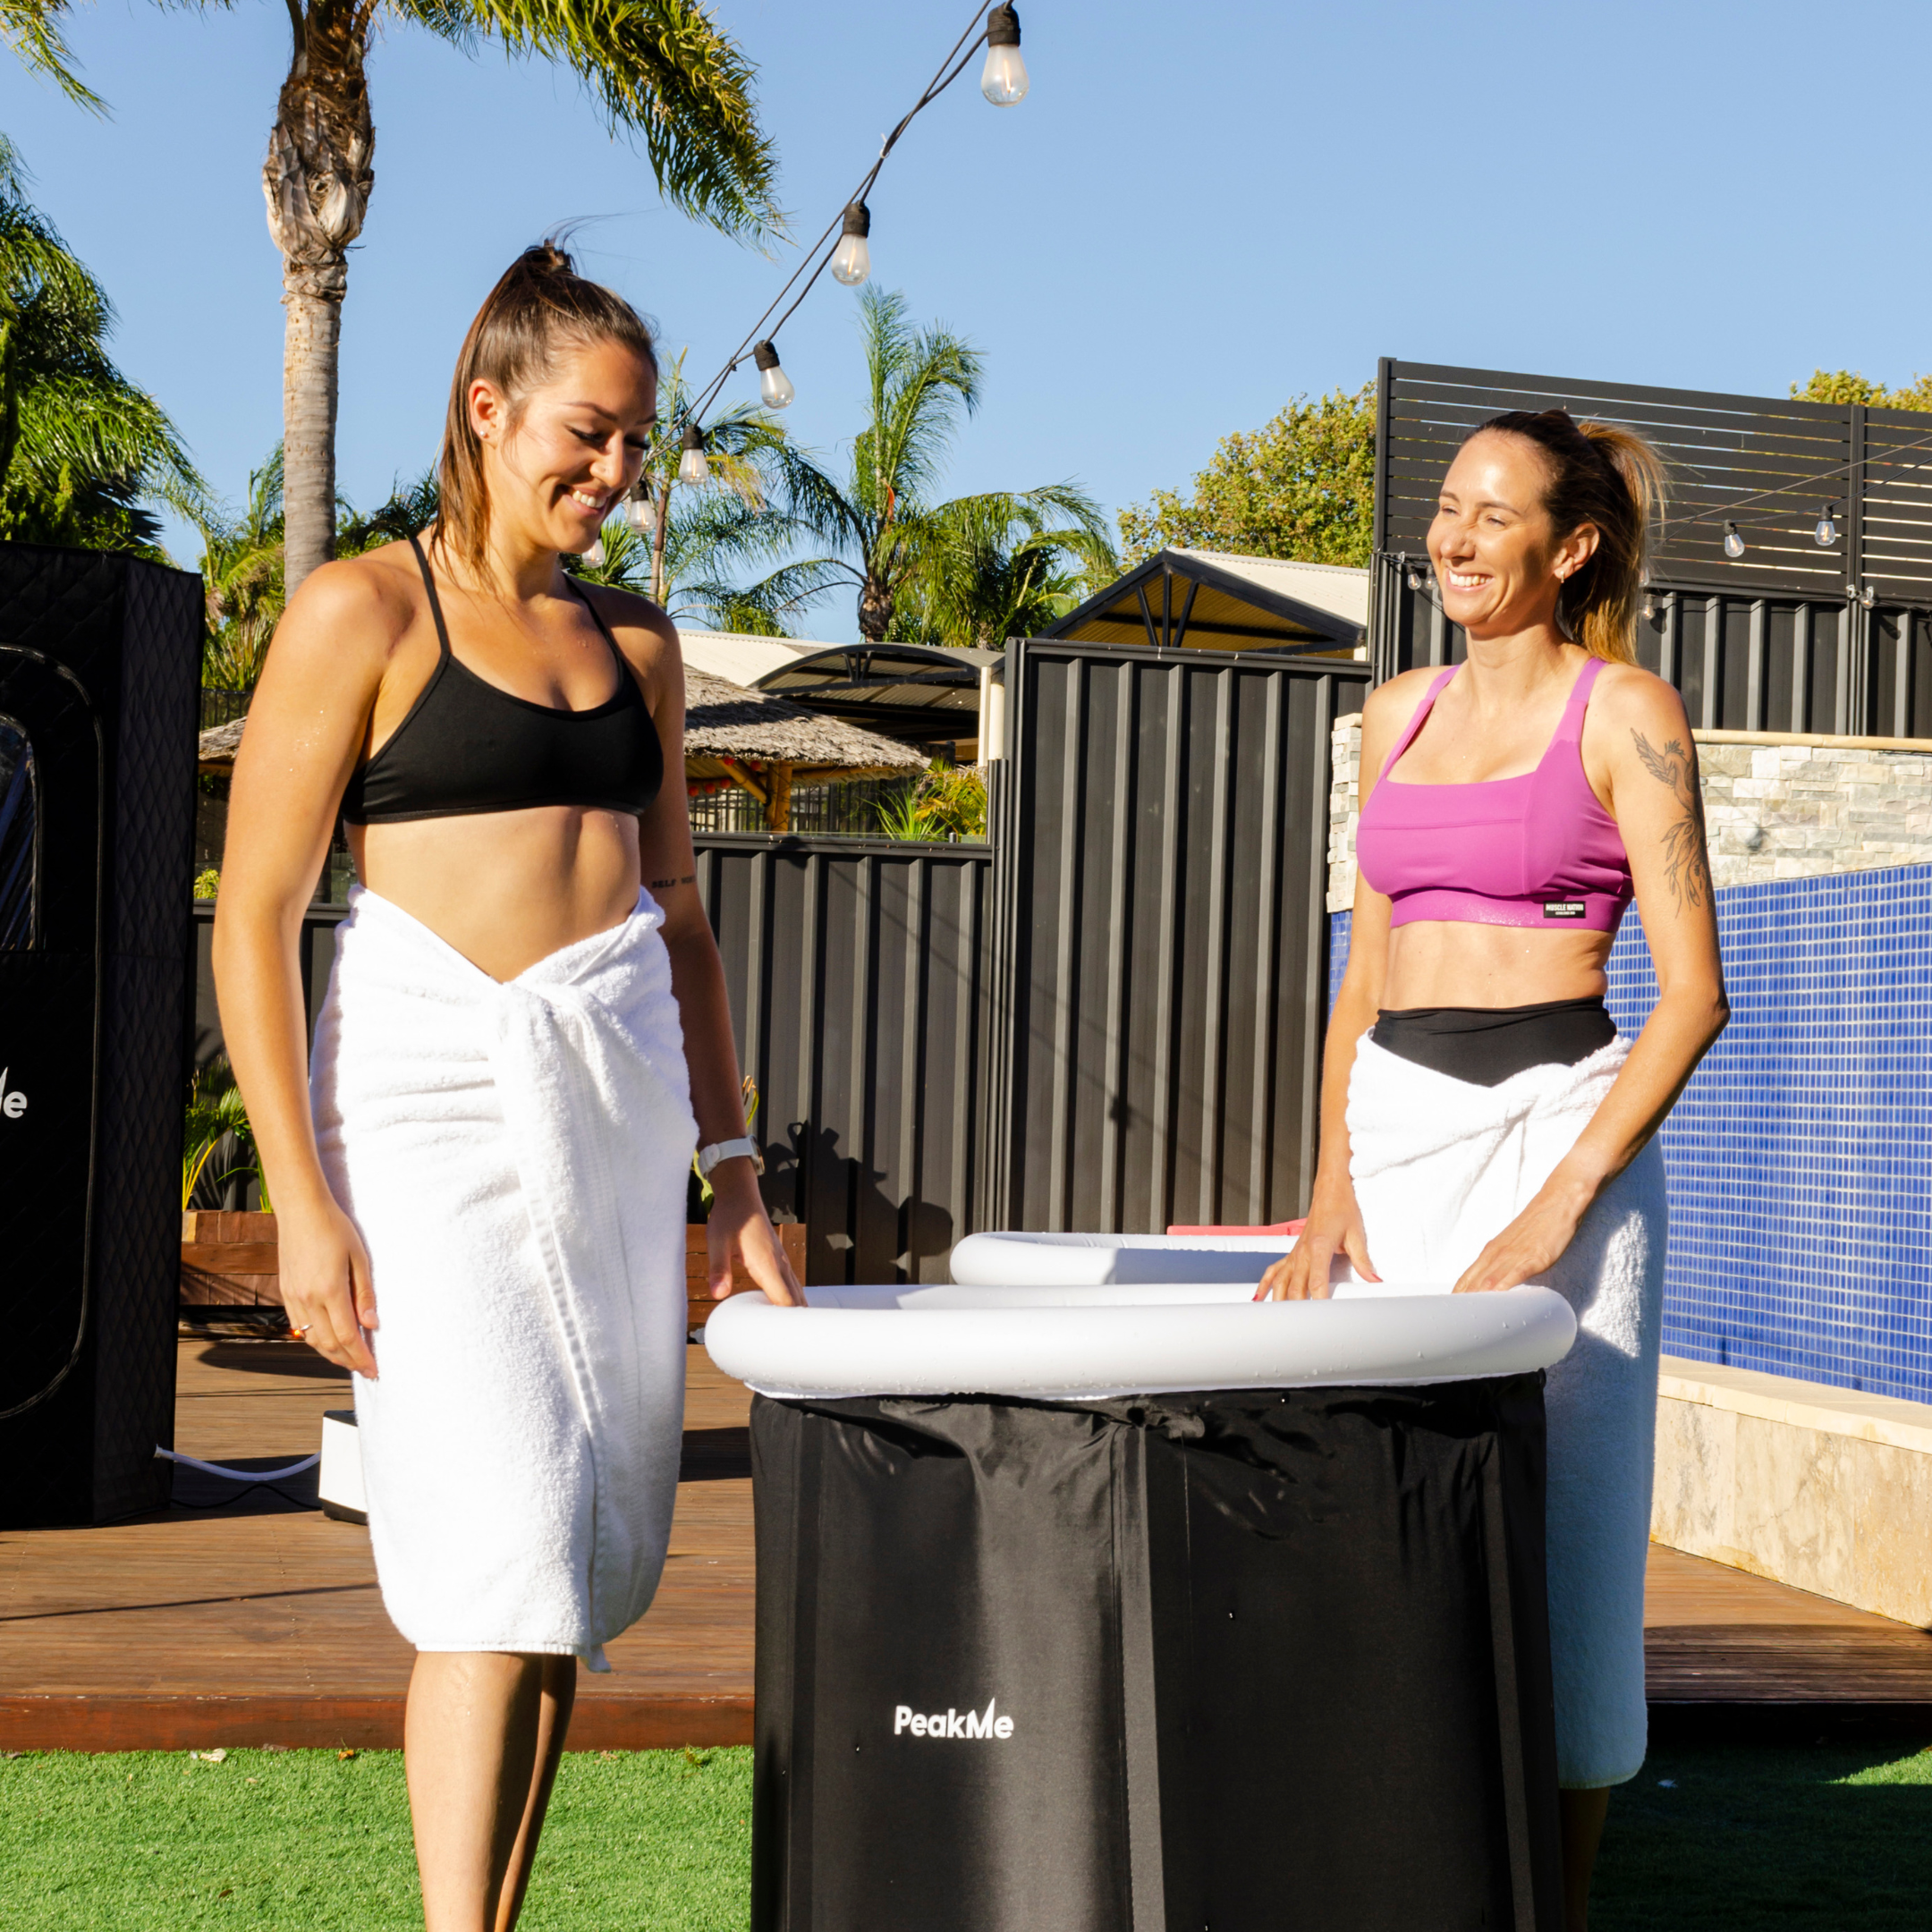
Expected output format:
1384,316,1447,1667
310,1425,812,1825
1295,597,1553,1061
682,666,925,831
195,668,927,833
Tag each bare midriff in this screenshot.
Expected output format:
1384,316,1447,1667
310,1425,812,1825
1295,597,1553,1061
349,807,643,984
1381,919,1614,1010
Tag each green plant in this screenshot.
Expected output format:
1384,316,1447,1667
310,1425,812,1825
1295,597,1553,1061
193,866,220,900
182,1057,262,1211
692,1074,759,1210
877,762,987,843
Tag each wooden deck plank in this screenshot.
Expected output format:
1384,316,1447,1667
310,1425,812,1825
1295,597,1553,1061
4,1342,1928,1750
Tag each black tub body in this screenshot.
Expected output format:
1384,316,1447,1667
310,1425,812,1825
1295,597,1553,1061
752,1377,1561,1932
0,545,201,1526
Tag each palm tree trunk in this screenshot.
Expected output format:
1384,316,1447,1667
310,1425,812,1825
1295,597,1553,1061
652,477,672,606
262,0,373,597
858,575,894,642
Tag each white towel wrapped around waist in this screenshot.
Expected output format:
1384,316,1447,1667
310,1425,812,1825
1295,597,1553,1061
310,886,699,1667
1345,1033,1666,1790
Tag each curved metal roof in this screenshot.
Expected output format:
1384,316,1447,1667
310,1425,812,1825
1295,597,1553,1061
751,643,1002,742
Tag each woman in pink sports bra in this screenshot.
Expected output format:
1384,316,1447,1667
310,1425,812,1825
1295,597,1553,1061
1259,409,1728,1930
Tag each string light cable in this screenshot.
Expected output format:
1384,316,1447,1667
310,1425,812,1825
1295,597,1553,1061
663,1,1029,488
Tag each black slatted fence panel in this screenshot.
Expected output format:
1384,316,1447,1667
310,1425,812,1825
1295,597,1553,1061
694,834,990,1285
1371,359,1932,734
982,638,1369,1234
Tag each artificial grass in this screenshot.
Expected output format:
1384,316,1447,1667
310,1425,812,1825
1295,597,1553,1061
1594,1738,1932,1931
5,1736,1932,1928
0,1743,750,1930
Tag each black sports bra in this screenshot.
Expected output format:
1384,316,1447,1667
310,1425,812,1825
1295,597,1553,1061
340,535,664,826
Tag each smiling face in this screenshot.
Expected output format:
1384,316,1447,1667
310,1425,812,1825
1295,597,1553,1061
469,335,657,560
1428,429,1599,640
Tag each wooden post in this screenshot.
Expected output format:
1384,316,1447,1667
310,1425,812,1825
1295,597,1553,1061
767,760,793,833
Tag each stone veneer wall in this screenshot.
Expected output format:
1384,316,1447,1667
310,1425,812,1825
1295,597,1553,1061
1327,716,1932,912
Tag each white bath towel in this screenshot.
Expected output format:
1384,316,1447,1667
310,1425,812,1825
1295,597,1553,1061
310,886,698,1667
1343,1034,1666,1789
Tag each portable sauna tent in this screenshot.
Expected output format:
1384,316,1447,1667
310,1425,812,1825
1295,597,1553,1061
0,546,200,1526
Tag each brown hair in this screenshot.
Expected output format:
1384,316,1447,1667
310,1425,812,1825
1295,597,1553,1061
434,240,657,581
1470,409,1668,664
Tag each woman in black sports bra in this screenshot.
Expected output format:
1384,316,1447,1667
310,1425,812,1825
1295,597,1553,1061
215,244,799,1929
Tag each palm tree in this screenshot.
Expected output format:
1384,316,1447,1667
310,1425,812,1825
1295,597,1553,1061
4,0,779,595
197,447,286,689
752,287,1116,644
900,496,1118,648
572,347,837,632
0,131,202,553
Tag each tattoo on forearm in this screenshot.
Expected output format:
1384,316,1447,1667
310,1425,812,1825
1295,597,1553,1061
649,874,695,891
1631,729,1714,913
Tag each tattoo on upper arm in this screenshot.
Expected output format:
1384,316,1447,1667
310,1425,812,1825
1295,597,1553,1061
1631,729,1714,913
648,874,695,891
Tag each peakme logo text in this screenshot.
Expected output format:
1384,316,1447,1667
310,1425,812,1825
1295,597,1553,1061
893,1699,1014,1741
0,1068,27,1121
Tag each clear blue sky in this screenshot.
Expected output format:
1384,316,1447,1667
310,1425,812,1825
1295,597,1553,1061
1,0,1924,640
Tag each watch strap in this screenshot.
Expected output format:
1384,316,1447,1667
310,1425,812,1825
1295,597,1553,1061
698,1136,761,1179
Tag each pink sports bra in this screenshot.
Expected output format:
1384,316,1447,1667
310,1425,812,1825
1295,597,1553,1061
1354,657,1633,933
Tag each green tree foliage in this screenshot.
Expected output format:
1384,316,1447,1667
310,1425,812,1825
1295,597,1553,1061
752,287,1115,644
0,132,201,554
1119,381,1376,569
1792,369,1932,412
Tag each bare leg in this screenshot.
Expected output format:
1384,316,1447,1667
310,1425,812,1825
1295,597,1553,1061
406,1651,553,1932
494,1656,578,1932
1559,1786,1611,1932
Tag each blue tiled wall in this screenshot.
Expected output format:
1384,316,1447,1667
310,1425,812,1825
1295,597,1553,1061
1326,864,1932,1405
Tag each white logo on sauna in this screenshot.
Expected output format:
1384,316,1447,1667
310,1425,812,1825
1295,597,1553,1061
893,1699,1014,1741
0,1068,26,1120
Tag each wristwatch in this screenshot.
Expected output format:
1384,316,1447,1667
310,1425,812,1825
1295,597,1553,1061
698,1136,763,1179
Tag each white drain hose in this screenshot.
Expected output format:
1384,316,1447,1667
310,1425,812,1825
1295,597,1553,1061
155,1446,320,1483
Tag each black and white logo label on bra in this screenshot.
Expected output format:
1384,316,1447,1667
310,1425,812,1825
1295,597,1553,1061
1542,900,1587,919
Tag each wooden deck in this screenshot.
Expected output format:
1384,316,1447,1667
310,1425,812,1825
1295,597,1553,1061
3,1339,1929,1751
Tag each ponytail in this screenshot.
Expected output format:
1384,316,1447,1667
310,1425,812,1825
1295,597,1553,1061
1470,409,1667,664
435,239,657,582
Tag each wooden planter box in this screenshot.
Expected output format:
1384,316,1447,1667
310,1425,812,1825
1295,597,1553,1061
181,1209,282,1310
182,1211,805,1330
688,1222,807,1332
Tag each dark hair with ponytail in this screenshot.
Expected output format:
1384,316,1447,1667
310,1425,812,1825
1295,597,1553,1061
1469,409,1668,665
435,240,657,581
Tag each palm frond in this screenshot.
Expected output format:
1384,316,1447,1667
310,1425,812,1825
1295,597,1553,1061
386,0,781,238
0,0,106,111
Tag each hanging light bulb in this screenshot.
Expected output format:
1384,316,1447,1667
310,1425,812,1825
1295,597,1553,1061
583,535,606,569
679,423,709,486
753,339,795,410
1642,591,1657,623
624,485,656,535
1816,503,1839,547
980,3,1029,106
1724,522,1745,560
830,202,871,286
1405,564,1423,592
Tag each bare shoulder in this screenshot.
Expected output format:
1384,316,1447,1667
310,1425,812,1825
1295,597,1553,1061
268,543,420,682
1586,659,1695,758
577,580,679,664
1361,664,1443,727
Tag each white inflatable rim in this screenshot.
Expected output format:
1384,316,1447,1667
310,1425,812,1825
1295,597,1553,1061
950,1230,1297,1287
703,1282,1576,1401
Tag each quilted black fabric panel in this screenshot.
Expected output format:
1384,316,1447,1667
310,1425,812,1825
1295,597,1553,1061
90,558,199,1518
0,546,201,1523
